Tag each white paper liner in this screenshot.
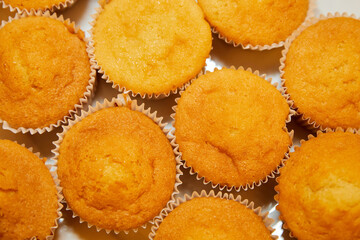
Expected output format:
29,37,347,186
149,190,277,240
211,0,316,50
7,141,64,240
171,66,295,192
274,127,360,239
0,0,77,14
0,10,96,135
279,12,360,132
88,0,211,99
51,94,183,234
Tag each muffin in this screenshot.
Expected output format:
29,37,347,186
281,16,360,130
276,131,360,240
175,68,291,189
91,0,212,97
198,0,311,48
0,140,60,240
1,0,76,12
0,13,93,133
152,195,273,240
56,104,177,232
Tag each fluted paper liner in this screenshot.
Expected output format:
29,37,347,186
149,190,278,240
212,0,316,50
0,0,77,14
51,94,183,234
280,12,360,132
13,142,63,240
0,10,96,135
274,127,359,239
171,66,295,192
88,0,211,99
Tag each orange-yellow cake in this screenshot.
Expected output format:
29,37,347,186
0,16,90,129
0,140,59,240
283,17,360,129
276,131,360,240
57,106,176,231
175,68,291,188
154,197,273,240
92,0,212,96
2,0,72,11
198,0,309,46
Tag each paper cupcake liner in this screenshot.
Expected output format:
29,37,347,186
0,10,96,135
149,190,278,240
0,0,77,14
171,66,295,192
51,94,183,234
279,12,360,132
211,0,316,50
87,0,210,99
274,127,359,239
13,142,64,240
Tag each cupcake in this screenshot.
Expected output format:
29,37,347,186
54,96,180,232
174,67,292,190
150,191,275,240
91,0,212,98
0,11,95,134
0,140,61,240
1,0,76,13
281,15,360,130
275,130,360,240
198,0,312,49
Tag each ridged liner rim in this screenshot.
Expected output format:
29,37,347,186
149,189,278,240
171,66,295,192
0,10,96,135
51,94,183,234
0,0,77,14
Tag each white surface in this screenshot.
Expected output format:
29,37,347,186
0,0,359,239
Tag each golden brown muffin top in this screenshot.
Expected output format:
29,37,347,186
276,131,360,240
198,0,309,46
3,0,67,10
0,16,90,129
155,197,273,240
0,140,58,240
284,17,360,129
175,68,290,187
58,107,176,231
93,0,212,96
